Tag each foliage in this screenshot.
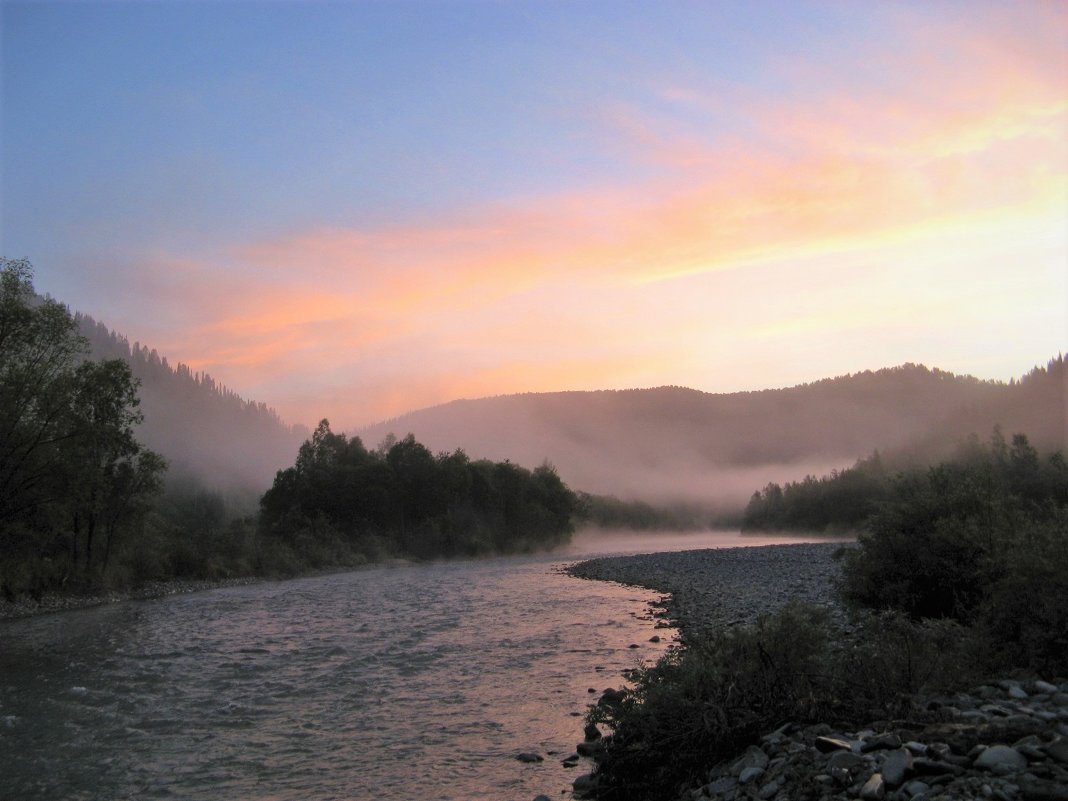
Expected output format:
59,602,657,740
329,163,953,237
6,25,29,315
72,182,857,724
980,507,1068,671
587,602,980,801
257,421,579,567
593,430,1065,800
742,426,1067,671
838,430,1068,671
587,603,832,801
742,451,890,533
0,259,166,596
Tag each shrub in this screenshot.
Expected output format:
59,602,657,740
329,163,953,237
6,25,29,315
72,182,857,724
834,610,984,716
839,433,1068,670
587,603,835,801
979,508,1068,674
586,603,990,801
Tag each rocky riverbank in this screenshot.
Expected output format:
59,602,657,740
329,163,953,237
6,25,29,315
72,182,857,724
684,678,1068,801
568,541,851,639
565,543,1068,801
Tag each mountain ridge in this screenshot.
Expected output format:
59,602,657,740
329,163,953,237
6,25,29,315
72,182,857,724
66,297,1065,512
357,358,1065,508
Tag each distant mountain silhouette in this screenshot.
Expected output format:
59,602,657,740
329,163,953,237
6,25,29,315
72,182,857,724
76,314,308,498
358,359,1066,508
68,301,1066,512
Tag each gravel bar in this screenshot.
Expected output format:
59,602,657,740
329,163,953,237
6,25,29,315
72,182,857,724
568,541,853,641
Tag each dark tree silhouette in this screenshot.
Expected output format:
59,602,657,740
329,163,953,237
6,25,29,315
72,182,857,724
0,259,166,595
258,421,578,568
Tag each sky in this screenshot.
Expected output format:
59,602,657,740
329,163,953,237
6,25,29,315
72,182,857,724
2,1,1065,430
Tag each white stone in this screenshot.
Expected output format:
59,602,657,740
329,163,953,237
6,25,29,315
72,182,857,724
973,745,1027,773
859,773,886,800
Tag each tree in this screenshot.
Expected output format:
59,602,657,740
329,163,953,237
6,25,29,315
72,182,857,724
0,259,165,593
64,358,166,572
0,258,87,525
258,424,578,566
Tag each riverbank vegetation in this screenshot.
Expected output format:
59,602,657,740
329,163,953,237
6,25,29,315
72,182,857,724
256,421,578,571
0,259,167,598
0,260,580,598
584,431,1068,801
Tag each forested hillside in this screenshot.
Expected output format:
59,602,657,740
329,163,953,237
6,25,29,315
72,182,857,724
77,314,307,499
359,359,1066,508
2,260,579,596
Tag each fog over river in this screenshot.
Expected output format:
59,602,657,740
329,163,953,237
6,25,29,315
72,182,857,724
0,531,823,800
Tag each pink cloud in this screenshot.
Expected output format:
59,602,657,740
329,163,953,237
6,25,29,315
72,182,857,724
136,5,1066,426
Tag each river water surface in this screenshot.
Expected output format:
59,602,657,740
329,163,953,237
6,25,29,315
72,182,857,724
0,530,821,801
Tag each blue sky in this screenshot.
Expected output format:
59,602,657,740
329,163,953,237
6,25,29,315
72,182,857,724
2,1,1065,427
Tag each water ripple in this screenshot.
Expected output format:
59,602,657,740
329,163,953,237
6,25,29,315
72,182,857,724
0,538,730,800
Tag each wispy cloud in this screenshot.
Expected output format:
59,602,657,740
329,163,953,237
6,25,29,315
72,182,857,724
123,5,1066,427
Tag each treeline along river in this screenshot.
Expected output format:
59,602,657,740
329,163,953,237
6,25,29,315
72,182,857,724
0,532,820,800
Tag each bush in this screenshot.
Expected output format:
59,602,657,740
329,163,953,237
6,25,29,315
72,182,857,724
980,508,1068,674
838,432,1067,671
587,603,835,801
588,432,1066,801
586,604,986,801
835,611,984,713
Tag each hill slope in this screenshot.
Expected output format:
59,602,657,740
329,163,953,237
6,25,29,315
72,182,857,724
358,359,1066,508
77,314,307,498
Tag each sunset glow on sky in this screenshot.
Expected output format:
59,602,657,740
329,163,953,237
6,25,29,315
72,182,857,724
2,1,1065,428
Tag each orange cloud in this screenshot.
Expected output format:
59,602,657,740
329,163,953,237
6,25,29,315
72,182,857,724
145,5,1066,427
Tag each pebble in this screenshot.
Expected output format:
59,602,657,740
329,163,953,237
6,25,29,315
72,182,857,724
679,680,1068,801
567,543,1068,801
568,542,850,640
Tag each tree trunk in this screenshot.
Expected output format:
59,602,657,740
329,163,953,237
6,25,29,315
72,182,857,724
71,512,80,568
85,511,96,570
102,521,115,573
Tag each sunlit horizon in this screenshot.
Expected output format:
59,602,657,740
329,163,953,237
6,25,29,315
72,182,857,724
3,1,1065,429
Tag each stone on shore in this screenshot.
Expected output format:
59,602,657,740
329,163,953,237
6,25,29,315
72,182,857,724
859,773,885,799
973,744,1026,773
731,745,769,774
566,545,1068,801
572,773,598,798
880,747,910,787
815,735,853,753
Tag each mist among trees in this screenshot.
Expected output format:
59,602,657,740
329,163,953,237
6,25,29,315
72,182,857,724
358,358,1066,509
0,260,579,595
77,313,308,505
3,256,1064,604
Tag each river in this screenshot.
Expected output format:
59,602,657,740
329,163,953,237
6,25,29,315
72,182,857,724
0,530,823,801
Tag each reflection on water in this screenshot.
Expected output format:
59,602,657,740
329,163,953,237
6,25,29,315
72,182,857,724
0,530,834,800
